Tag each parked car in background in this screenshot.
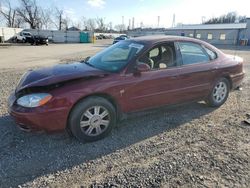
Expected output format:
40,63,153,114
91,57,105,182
26,35,49,45
113,36,127,44
8,36,244,142
119,34,129,39
96,35,103,40
15,31,32,43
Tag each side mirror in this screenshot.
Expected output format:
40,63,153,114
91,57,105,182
136,63,150,72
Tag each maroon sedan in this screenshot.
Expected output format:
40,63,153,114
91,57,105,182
8,36,244,142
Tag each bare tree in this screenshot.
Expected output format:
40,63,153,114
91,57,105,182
0,0,17,27
14,15,24,27
40,8,52,29
52,7,64,30
16,0,42,29
79,16,87,30
205,12,246,24
51,7,73,30
86,18,96,31
96,17,106,32
62,14,72,30
114,24,125,32
108,22,113,31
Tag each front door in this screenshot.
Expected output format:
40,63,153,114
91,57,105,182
122,42,183,112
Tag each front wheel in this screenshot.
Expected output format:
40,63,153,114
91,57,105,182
68,97,116,142
206,78,230,107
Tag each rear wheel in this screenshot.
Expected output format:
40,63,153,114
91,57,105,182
206,78,230,107
68,97,116,142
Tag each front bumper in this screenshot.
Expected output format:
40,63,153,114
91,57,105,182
8,92,69,132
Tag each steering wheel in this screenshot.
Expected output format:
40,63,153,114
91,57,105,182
148,58,154,69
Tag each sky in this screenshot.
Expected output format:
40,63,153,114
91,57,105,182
2,0,250,28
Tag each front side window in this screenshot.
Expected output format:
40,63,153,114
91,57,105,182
88,41,144,72
138,43,176,70
179,42,210,65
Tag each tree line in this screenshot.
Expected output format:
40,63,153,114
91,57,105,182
204,12,247,24
0,0,126,32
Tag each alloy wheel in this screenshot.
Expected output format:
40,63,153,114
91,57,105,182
213,81,227,103
80,106,110,136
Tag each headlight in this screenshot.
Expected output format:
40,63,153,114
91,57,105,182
17,93,52,108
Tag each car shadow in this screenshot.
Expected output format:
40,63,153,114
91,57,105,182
0,102,215,187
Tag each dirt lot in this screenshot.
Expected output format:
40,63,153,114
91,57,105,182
0,41,249,188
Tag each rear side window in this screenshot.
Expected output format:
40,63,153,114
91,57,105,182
179,42,210,65
204,47,217,60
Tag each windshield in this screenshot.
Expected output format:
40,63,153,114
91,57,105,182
87,41,144,72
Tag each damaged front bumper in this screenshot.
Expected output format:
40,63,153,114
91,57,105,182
8,92,69,132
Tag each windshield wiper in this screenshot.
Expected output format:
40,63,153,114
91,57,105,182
85,61,95,68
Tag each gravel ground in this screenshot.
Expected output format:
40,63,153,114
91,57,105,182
0,44,250,188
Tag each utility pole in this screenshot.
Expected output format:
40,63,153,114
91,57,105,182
157,16,160,28
132,17,135,29
59,13,62,30
202,16,206,24
140,21,143,28
122,16,124,25
172,14,175,28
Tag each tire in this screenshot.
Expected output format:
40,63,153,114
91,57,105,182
206,78,230,107
68,97,116,142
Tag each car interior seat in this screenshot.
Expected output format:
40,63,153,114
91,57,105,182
158,47,174,68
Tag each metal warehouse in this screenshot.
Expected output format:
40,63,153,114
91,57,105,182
128,18,250,45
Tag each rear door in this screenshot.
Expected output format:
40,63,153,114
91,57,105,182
176,41,218,102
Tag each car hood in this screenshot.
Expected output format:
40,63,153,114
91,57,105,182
16,62,107,93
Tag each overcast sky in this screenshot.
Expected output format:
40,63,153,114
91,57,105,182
3,0,250,28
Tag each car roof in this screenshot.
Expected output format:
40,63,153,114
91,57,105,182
128,35,205,45
127,35,222,56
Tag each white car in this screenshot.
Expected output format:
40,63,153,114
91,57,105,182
15,32,32,43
